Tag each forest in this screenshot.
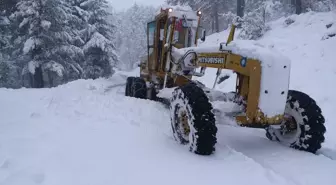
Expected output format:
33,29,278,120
0,0,335,88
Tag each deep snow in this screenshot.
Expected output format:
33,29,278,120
1,11,336,185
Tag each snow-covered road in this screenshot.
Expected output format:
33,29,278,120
0,73,335,185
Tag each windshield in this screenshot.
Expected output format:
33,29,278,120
169,18,198,48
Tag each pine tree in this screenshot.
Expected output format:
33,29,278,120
0,0,22,88
0,0,18,59
12,0,84,88
0,14,11,60
116,3,156,70
77,0,118,79
166,0,233,33
238,0,271,40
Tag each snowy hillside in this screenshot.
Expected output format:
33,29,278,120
1,11,336,185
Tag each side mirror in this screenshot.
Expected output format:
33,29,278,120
201,29,206,42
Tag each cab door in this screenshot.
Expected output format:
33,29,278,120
147,20,156,71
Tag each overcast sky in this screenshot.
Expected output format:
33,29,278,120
108,0,166,11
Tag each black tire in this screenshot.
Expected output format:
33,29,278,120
170,82,217,155
130,77,147,99
265,90,326,153
125,77,135,96
149,87,158,101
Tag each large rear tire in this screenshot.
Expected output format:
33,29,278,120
266,90,326,153
170,82,217,155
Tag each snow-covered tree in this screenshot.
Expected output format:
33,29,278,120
0,0,119,88
76,0,118,79
12,0,84,88
0,60,21,88
262,0,294,22
0,0,23,88
0,0,18,60
0,15,11,60
290,0,336,14
116,3,156,70
166,0,237,33
238,1,271,40
308,0,335,11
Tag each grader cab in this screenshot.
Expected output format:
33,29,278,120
137,7,205,91
125,6,326,156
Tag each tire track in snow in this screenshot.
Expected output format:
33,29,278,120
216,143,299,185
317,148,336,160
217,125,336,185
103,83,126,94
225,146,331,185
109,87,308,185
104,77,336,185
108,82,334,185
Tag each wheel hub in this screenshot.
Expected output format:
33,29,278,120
178,109,190,141
279,113,299,137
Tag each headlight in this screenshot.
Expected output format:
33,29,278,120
182,50,198,68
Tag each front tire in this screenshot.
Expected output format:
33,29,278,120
170,83,217,155
266,90,326,153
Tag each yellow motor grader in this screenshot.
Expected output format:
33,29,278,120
125,6,326,155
